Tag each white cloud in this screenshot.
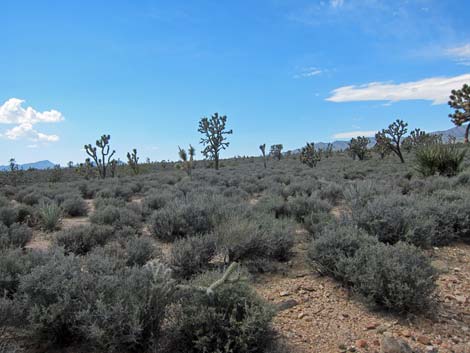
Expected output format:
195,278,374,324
330,0,344,8
445,44,470,65
327,73,470,105
0,98,64,142
294,67,323,79
333,130,376,139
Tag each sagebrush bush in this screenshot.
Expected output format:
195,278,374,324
0,206,18,227
168,270,275,353
38,201,62,232
216,215,294,265
286,194,332,223
54,225,115,255
90,204,141,228
0,248,48,296
353,195,410,244
149,195,224,241
124,236,157,266
62,196,88,217
347,242,437,312
0,223,33,249
168,233,216,278
307,224,377,281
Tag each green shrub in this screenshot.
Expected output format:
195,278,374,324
0,248,48,296
38,201,62,232
0,223,33,249
0,206,18,227
124,237,157,266
216,215,294,265
347,242,437,312
54,225,115,255
286,194,332,223
62,196,88,217
415,144,466,177
90,205,141,228
307,224,377,281
168,270,275,353
353,195,409,244
149,196,223,241
168,233,216,278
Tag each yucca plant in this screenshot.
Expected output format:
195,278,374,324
415,143,466,177
38,201,62,232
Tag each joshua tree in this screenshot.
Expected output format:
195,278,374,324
76,158,94,179
270,144,283,161
127,148,139,175
84,134,116,178
178,144,196,177
348,136,370,161
375,119,408,163
198,113,232,170
402,129,441,153
109,159,118,178
259,144,267,168
67,161,74,168
8,158,18,172
325,143,334,158
300,142,321,167
449,84,470,143
373,138,392,159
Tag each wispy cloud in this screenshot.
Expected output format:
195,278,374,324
445,44,470,65
327,74,470,105
330,0,344,8
0,98,64,142
333,130,376,139
294,67,323,79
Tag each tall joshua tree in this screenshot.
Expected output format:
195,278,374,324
270,144,283,161
84,134,116,179
449,84,470,143
127,148,139,175
300,142,321,167
259,144,267,168
375,119,408,163
198,113,232,170
348,136,370,161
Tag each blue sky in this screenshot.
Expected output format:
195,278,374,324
2,0,470,165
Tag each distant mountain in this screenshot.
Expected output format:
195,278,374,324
289,125,467,154
0,160,56,171
432,125,467,140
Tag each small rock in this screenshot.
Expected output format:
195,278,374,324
279,291,290,297
380,336,413,353
366,322,380,330
348,346,356,352
339,343,348,352
455,295,467,304
417,336,431,346
356,339,368,348
276,299,299,312
399,330,412,338
298,312,306,319
425,346,438,353
302,284,316,292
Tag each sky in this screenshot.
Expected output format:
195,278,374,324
2,0,470,165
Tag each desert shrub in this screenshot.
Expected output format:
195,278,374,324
77,259,174,352
0,223,32,249
16,204,36,225
347,242,437,312
303,211,335,235
124,237,157,266
307,224,377,281
286,194,332,223
149,195,224,241
18,250,85,343
21,191,42,206
62,196,88,217
168,233,217,278
17,249,175,351
78,182,96,199
54,225,114,255
318,182,344,204
168,270,275,353
0,206,18,227
0,248,48,296
37,201,62,232
143,191,175,212
353,195,410,244
415,144,466,177
254,194,289,218
90,205,141,228
216,215,294,265
455,170,470,185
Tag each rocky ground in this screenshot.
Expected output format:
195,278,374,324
254,229,470,353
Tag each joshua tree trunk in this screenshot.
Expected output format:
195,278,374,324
465,124,470,144
214,154,219,170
